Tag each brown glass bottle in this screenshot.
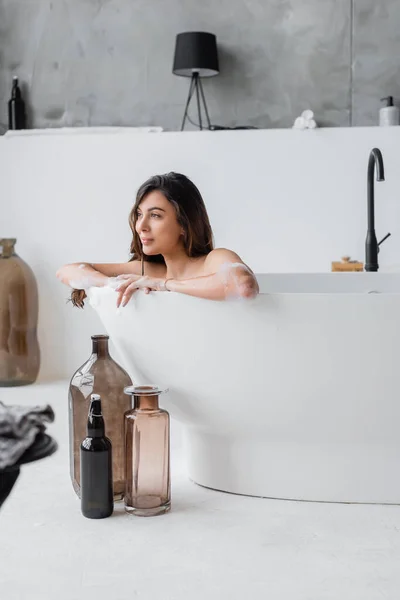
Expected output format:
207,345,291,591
69,335,132,500
0,238,40,387
124,386,171,517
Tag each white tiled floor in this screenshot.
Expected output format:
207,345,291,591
1,381,400,600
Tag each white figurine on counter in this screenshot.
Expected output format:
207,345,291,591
293,109,318,130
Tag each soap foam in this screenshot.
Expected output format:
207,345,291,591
106,277,120,290
87,285,128,315
68,277,96,291
217,262,256,301
69,275,119,291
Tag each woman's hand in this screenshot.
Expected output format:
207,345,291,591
114,274,167,307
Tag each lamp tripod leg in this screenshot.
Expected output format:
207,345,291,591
181,75,197,131
194,75,203,130
198,77,212,130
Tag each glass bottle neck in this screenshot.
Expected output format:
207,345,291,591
91,337,110,358
87,414,105,438
133,395,160,411
0,239,16,258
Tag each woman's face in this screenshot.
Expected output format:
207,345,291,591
135,190,183,256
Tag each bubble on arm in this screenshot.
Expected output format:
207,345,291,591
106,277,120,290
68,277,93,290
68,273,115,291
216,262,258,300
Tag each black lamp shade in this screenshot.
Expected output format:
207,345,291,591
173,32,219,78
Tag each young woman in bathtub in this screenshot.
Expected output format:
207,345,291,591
56,172,259,307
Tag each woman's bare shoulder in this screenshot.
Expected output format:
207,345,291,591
203,248,253,273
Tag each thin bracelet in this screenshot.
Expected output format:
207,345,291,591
164,278,174,292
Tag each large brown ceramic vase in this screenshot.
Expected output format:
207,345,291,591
68,335,133,500
0,238,40,386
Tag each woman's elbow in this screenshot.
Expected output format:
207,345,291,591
237,276,259,299
56,265,70,283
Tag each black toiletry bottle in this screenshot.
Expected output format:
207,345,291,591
80,393,114,519
8,76,26,130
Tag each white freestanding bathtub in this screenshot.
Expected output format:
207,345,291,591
88,273,400,505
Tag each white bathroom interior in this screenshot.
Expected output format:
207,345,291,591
1,2,400,599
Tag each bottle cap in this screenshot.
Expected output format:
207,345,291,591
124,385,168,396
381,96,394,107
90,394,102,415
11,76,22,99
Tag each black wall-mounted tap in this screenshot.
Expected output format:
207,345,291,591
364,148,391,272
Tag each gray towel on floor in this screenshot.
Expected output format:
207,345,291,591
0,401,55,470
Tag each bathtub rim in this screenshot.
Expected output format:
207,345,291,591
255,271,400,295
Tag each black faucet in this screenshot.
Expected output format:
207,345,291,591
364,148,391,272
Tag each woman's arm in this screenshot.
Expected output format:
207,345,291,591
165,271,257,300
166,249,259,300
55,261,143,290
114,249,259,305
56,261,147,309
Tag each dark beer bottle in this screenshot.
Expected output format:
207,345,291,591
8,76,26,130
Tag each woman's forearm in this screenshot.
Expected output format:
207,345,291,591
56,263,109,290
165,271,259,300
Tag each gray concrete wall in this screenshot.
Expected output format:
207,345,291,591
0,0,398,133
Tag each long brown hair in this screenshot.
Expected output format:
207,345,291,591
129,171,214,264
70,172,214,307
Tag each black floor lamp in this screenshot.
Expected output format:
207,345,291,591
172,32,219,131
